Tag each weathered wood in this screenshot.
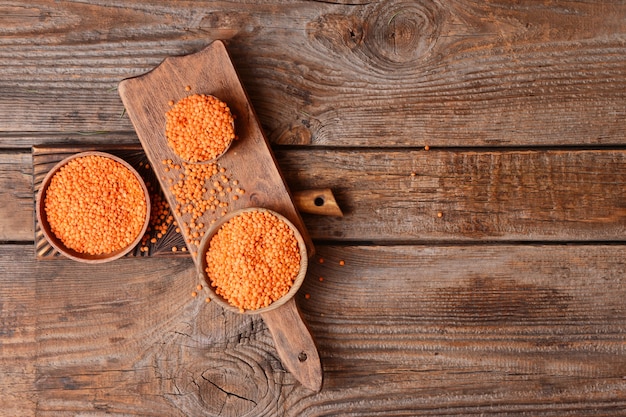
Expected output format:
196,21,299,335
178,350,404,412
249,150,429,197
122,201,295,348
278,148,626,242
2,243,626,415
14,149,626,244
0,1,624,146
0,246,38,417
297,244,626,415
262,298,323,392
0,152,34,241
2,0,626,414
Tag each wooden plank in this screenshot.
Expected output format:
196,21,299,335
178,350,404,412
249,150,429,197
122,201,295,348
277,148,626,242
0,245,38,417
0,152,33,241
10,148,626,244
0,1,623,146
2,243,626,415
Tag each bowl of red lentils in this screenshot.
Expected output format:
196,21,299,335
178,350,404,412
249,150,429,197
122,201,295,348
36,151,151,263
198,208,308,314
165,93,236,163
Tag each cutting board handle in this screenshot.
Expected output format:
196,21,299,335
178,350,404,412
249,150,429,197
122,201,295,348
261,297,322,392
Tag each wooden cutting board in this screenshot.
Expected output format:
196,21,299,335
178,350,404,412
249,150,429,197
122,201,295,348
118,40,322,391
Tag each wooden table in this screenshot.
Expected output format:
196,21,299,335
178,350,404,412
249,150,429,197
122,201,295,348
2,1,626,415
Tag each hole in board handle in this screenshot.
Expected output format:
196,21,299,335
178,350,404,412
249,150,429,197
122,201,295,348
298,352,308,362
314,197,325,207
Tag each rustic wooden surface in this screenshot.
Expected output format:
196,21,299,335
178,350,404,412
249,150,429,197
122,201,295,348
1,1,626,416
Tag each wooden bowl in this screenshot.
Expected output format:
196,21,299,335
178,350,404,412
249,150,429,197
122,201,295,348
36,151,151,263
197,208,308,314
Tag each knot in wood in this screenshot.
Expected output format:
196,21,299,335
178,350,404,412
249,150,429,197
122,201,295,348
366,0,441,67
307,14,364,53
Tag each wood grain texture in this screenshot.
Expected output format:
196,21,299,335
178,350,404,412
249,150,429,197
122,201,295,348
0,0,623,146
0,152,34,241
296,245,626,416
293,188,343,217
0,246,38,417
2,243,626,416
2,0,626,415
278,148,626,242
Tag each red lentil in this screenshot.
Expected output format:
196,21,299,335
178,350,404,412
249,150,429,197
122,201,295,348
165,94,235,162
44,155,147,255
205,210,301,312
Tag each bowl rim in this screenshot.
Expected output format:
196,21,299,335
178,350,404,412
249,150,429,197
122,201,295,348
35,151,151,263
196,207,309,315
